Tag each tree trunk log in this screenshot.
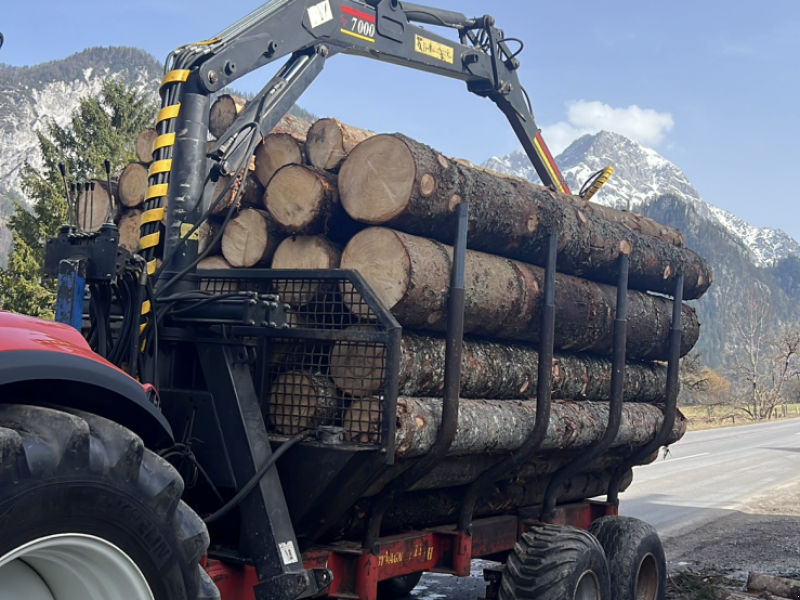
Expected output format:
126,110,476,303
271,235,342,305
118,163,149,208
221,208,284,267
458,158,686,247
328,469,633,542
306,118,374,171
135,128,158,164
331,331,667,402
339,134,711,300
118,209,142,255
197,256,231,270
268,371,338,434
747,572,800,599
212,173,263,214
76,180,117,232
392,398,685,458
264,164,351,237
198,218,224,256
340,228,699,361
209,94,248,139
271,114,313,142
254,133,305,187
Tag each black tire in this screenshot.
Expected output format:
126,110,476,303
377,571,424,599
588,516,665,600
500,523,611,600
0,404,220,600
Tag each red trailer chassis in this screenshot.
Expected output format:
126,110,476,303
207,501,618,600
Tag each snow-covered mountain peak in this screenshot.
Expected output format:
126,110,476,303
482,131,799,266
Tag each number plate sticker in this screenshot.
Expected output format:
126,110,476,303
307,0,334,29
414,35,454,64
340,4,376,43
279,541,299,565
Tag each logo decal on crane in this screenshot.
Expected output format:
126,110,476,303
340,4,376,43
307,0,334,29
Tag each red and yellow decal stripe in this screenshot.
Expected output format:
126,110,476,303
533,132,570,195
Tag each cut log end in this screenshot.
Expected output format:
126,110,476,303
343,398,382,443
330,331,386,397
271,235,342,304
339,134,415,223
265,164,335,233
209,94,247,139
254,133,304,187
135,128,158,164
340,227,410,319
269,371,336,435
306,118,373,171
118,163,149,208
221,208,277,268
76,181,116,232
117,209,143,254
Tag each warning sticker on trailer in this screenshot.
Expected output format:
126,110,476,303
414,35,454,64
307,0,334,29
279,541,299,565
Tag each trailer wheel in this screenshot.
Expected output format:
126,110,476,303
378,571,424,599
588,516,665,600
0,404,219,600
500,523,610,600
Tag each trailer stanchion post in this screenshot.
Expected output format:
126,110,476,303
541,251,630,522
607,272,684,505
455,233,558,533
360,203,469,554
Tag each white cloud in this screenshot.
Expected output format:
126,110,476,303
541,101,674,155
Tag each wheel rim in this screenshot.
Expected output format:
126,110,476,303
0,533,154,600
635,553,659,600
575,570,601,600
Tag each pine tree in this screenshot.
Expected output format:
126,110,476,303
0,80,156,318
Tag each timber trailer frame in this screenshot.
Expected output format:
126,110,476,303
0,2,684,600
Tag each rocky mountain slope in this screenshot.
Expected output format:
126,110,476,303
484,133,800,368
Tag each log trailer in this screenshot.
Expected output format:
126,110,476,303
0,2,689,599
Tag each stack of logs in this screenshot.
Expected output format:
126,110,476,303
104,95,710,474
176,95,713,469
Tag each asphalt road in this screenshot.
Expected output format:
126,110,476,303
411,417,800,600
621,417,800,539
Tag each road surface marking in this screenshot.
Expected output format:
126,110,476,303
664,452,710,462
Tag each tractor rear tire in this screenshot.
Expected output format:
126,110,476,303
588,516,665,600
500,523,611,600
0,404,220,600
378,571,424,599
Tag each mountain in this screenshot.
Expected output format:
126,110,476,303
483,132,800,368
0,47,162,266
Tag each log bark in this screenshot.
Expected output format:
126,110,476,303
306,118,374,171
331,331,667,402
457,158,686,247
747,572,800,599
392,398,686,458
264,164,346,235
271,235,342,305
198,218,224,256
268,371,338,434
118,209,142,255
209,94,248,139
76,180,117,232
271,114,313,142
254,133,305,187
340,228,700,361
212,173,264,214
339,134,712,299
135,128,158,164
118,163,149,208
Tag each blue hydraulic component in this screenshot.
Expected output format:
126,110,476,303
55,259,87,331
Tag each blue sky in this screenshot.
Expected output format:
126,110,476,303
2,1,799,240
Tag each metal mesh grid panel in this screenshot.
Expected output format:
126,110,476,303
197,269,400,452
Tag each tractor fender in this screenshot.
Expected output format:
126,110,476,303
0,349,174,448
